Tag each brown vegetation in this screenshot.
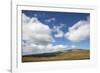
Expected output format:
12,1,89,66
22,49,90,62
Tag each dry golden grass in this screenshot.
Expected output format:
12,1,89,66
22,50,90,62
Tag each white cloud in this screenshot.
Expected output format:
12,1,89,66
71,45,76,49
45,17,55,23
53,24,64,38
22,44,46,55
22,13,53,45
54,31,64,38
65,19,90,42
22,13,55,55
22,43,68,55
22,13,30,24
53,45,67,51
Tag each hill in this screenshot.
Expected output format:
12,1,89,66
22,49,90,62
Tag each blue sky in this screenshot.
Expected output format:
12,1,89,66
22,10,90,50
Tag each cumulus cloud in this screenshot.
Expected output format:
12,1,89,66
53,24,64,38
22,13,53,45
65,19,90,42
22,13,55,55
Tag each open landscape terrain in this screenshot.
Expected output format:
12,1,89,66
22,49,90,62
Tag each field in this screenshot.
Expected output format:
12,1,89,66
22,49,90,62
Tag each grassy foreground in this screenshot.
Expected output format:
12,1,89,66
22,49,90,62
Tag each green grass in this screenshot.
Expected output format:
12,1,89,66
22,49,90,62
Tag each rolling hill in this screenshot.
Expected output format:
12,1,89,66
22,49,90,62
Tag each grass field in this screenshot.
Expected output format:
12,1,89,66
22,49,90,62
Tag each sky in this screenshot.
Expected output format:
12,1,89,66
22,10,90,55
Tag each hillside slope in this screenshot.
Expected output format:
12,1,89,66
22,49,90,62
